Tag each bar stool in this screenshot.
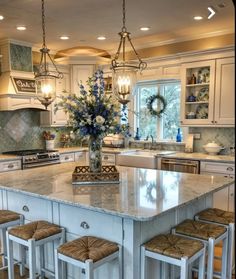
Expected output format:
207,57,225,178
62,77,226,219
141,233,206,279
194,208,235,279
54,236,122,279
172,219,228,279
0,210,24,271
6,220,65,279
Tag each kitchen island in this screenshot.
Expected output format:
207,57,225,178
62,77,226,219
0,162,234,279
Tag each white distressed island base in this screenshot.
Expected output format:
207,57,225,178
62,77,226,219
0,162,233,279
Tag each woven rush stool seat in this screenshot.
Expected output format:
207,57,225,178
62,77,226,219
55,236,122,279
195,208,235,279
6,220,65,279
0,210,24,272
141,234,206,279
172,219,228,279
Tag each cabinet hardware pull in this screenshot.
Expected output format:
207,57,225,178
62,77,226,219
22,205,29,212
230,193,234,196
80,221,90,229
226,167,233,171
211,121,214,123
103,156,109,160
8,164,14,169
215,121,217,123
65,156,69,160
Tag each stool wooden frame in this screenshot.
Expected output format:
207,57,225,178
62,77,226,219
195,214,235,279
0,215,24,271
6,225,65,279
54,243,122,279
172,226,228,279
141,239,206,279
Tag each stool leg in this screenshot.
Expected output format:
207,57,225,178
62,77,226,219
118,245,122,279
198,247,206,279
227,223,234,279
59,229,66,278
207,237,214,279
85,259,94,279
221,233,228,279
54,249,60,279
28,239,36,279
161,262,169,278
39,245,45,278
19,244,26,276
1,228,7,267
6,232,14,279
180,256,188,279
140,246,146,279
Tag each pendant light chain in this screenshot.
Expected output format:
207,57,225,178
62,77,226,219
41,0,46,48
122,0,126,31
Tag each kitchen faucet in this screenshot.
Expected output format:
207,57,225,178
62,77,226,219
150,135,155,150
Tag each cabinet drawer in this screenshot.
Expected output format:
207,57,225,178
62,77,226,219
102,153,116,165
200,161,234,175
0,160,21,172
7,192,52,221
74,151,87,164
59,204,122,243
60,153,75,163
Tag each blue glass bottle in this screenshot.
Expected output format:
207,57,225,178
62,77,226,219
134,128,141,140
176,128,182,142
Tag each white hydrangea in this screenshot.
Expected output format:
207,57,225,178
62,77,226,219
96,115,105,125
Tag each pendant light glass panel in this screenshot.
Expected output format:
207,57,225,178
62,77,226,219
35,75,56,109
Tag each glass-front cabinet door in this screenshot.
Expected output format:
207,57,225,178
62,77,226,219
180,60,215,126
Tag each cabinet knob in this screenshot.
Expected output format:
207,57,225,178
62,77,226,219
22,205,29,212
65,156,69,160
103,156,109,160
8,163,14,169
230,193,234,196
211,121,214,123
215,121,217,123
226,167,233,171
80,221,90,229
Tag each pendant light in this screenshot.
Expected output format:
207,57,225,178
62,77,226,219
35,0,63,109
111,0,147,106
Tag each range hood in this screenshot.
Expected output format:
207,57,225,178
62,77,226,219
0,39,44,111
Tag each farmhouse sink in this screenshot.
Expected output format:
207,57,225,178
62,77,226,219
116,150,175,169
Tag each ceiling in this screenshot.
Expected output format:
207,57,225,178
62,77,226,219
0,0,235,56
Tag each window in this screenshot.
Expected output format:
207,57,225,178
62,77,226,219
134,80,181,141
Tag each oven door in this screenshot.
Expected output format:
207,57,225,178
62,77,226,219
161,158,200,174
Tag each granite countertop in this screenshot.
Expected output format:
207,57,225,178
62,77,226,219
0,162,233,221
161,152,235,163
58,147,138,154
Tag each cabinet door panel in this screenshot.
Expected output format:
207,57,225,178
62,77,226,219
214,57,235,125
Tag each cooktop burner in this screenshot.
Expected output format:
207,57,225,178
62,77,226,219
3,149,58,156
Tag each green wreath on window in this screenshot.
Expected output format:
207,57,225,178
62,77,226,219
146,94,167,118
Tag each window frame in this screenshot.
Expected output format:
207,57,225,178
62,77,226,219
132,79,182,141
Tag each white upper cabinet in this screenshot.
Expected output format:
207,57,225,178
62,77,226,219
180,60,215,126
71,65,94,94
40,66,70,127
214,57,235,126
180,56,235,127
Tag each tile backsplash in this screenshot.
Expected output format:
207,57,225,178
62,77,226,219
189,127,235,154
0,109,77,153
0,109,235,155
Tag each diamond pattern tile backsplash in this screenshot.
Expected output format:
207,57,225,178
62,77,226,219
0,109,235,154
0,109,75,153
189,127,235,154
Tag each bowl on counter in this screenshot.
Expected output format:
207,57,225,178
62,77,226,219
203,141,224,155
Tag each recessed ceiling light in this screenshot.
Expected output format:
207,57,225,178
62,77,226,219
17,26,26,31
97,36,106,40
0,15,4,20
193,16,203,20
60,36,69,40
140,27,150,31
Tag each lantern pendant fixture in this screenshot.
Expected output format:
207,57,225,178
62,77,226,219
35,0,63,110
111,0,147,106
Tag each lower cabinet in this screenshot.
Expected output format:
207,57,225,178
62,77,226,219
60,152,75,163
200,161,235,211
0,159,21,172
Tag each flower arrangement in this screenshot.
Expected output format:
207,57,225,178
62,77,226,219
56,70,122,139
42,130,56,140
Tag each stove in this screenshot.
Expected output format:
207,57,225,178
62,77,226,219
3,149,61,169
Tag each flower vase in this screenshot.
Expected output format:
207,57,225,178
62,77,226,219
89,136,102,173
45,139,55,150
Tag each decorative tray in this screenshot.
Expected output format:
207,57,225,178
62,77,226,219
72,165,120,185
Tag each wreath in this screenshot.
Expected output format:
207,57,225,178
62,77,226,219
146,94,167,118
